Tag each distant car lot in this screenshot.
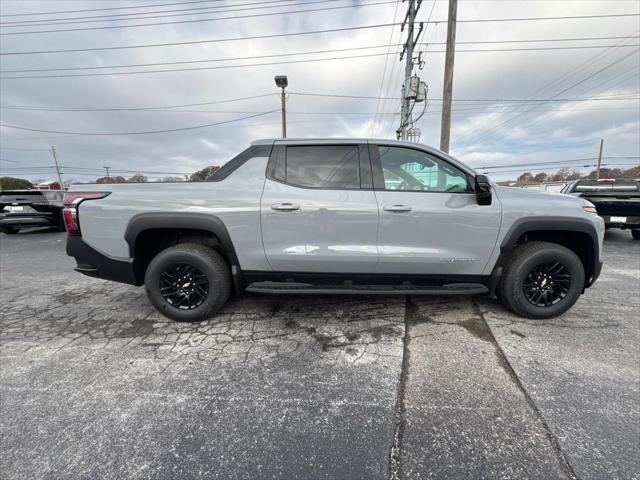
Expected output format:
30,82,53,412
0,190,66,234
1,228,638,479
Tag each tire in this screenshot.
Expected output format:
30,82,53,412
1,226,19,234
144,243,231,322
57,215,66,232
498,241,585,319
632,230,640,240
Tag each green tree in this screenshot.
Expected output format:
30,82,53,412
190,166,219,182
0,176,34,190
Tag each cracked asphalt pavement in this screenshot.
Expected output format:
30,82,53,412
1,229,638,479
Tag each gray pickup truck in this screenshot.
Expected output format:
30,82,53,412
65,138,604,321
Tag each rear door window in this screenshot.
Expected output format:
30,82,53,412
285,145,360,189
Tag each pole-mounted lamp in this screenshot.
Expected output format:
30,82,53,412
274,75,288,138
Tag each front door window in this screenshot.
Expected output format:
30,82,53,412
378,146,468,193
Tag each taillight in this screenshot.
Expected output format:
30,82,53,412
62,192,110,235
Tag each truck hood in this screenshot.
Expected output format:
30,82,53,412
493,185,593,207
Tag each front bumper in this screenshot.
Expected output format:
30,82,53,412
66,235,140,286
587,260,603,288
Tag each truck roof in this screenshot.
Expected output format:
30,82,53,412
251,138,436,149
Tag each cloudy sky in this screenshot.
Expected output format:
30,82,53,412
0,0,638,183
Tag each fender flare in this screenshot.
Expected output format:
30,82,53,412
492,216,600,289
499,216,599,254
124,212,240,268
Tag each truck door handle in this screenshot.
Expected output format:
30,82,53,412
271,202,300,211
383,204,412,212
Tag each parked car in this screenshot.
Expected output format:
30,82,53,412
0,190,65,234
64,139,604,321
561,179,640,239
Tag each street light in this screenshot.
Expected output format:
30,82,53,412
274,75,288,138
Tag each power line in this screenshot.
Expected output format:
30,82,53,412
376,0,423,137
0,93,276,112
480,163,638,175
0,1,398,35
0,146,51,151
0,43,404,73
0,23,400,55
476,156,640,170
288,91,638,102
4,12,639,55
0,52,396,79
0,110,278,136
3,92,635,113
459,34,640,143
4,45,639,80
370,0,398,137
3,8,638,35
548,49,640,99
0,0,225,17
448,12,640,23
0,0,334,25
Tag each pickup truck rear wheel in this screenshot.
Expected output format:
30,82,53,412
632,230,640,240
145,243,231,322
498,241,584,319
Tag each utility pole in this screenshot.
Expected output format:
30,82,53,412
274,75,288,138
103,166,111,182
439,0,457,153
596,138,604,179
50,146,64,190
396,0,424,141
399,0,416,141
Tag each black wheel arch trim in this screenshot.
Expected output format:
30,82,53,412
495,216,601,288
124,212,242,287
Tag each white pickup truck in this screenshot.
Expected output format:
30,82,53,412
64,138,604,322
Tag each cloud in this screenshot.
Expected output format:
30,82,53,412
0,0,638,183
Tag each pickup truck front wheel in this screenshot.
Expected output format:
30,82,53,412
498,241,585,319
145,243,231,322
632,230,640,240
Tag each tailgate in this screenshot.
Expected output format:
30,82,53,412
0,191,51,215
579,192,640,217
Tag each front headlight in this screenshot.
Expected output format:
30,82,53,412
582,206,597,214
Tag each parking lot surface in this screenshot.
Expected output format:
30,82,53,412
1,229,638,479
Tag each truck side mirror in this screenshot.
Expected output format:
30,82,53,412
475,174,492,205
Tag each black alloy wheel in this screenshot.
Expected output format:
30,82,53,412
522,261,572,307
497,241,585,319
159,263,209,310
145,243,231,322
